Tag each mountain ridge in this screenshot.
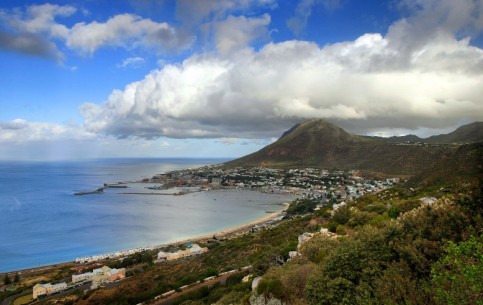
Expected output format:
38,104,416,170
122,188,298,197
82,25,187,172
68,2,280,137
365,121,483,144
226,119,482,176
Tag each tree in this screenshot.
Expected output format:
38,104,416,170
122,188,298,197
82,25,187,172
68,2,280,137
3,273,11,285
14,273,20,283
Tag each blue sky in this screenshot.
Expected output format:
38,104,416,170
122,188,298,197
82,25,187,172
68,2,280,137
1,0,482,160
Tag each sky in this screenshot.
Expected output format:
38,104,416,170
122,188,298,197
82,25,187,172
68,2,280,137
0,0,482,160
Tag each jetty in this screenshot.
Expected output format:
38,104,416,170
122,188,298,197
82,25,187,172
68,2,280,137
74,187,105,195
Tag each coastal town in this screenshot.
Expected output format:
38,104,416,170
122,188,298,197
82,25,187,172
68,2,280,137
135,165,400,203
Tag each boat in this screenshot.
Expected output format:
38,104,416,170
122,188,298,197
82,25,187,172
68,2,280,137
74,187,105,195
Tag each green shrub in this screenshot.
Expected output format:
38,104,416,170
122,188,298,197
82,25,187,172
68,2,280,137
336,225,347,235
431,236,483,305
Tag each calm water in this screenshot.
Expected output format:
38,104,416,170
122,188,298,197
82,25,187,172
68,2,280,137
0,159,291,272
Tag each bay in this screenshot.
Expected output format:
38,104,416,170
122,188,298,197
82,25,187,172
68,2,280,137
0,159,290,273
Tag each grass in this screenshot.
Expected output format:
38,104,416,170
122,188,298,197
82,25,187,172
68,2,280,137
13,294,33,305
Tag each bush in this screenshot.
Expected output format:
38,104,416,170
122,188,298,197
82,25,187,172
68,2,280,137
332,205,350,225
431,236,483,305
336,225,347,235
327,222,338,233
257,278,284,300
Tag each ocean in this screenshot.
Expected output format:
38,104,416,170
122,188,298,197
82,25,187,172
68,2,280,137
0,159,291,273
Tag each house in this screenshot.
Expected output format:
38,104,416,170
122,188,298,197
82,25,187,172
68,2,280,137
33,282,67,299
157,244,208,262
72,266,125,289
91,266,126,289
72,272,94,283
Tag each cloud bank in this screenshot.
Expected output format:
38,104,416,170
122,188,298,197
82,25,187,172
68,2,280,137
0,3,193,60
82,0,483,139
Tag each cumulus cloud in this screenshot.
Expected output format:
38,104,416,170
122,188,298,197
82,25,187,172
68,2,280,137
213,14,271,55
0,4,193,59
0,3,73,61
82,0,483,139
66,14,193,55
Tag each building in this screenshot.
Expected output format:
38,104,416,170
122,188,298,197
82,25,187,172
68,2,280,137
91,266,126,289
72,272,94,283
72,265,125,289
157,244,208,261
33,282,67,299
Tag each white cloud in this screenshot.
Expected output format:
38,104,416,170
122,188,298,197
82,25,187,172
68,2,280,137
0,4,194,59
213,14,271,55
0,119,93,143
81,0,483,139
118,57,146,69
66,14,193,55
0,4,73,61
1,3,74,38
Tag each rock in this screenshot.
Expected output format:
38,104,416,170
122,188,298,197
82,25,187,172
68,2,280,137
251,276,262,290
242,274,252,283
249,293,285,305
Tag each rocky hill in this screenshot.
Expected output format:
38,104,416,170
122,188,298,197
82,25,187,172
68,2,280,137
226,119,481,176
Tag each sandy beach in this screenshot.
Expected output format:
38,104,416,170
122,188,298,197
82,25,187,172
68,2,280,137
171,202,290,246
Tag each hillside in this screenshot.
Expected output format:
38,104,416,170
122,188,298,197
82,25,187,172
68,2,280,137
364,134,422,143
425,121,483,144
364,121,483,144
407,142,483,187
226,119,454,176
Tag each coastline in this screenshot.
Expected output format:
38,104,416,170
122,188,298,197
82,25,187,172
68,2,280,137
2,202,289,275
170,202,290,246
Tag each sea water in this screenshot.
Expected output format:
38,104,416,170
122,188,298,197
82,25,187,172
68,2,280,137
0,159,290,272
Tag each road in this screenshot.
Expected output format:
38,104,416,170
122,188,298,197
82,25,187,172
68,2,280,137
1,290,30,305
150,271,243,305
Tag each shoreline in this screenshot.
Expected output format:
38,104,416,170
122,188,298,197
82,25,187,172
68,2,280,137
1,202,289,275
169,202,290,246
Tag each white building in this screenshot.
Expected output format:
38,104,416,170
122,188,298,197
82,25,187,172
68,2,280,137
72,272,93,283
33,282,67,299
72,266,125,289
157,244,208,261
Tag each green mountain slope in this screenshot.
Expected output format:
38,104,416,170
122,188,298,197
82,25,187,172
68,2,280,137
226,119,455,176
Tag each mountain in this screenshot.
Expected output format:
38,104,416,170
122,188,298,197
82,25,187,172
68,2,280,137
226,119,456,176
364,122,483,144
425,122,483,144
363,134,422,143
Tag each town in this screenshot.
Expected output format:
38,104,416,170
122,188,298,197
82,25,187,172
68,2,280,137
139,165,400,205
